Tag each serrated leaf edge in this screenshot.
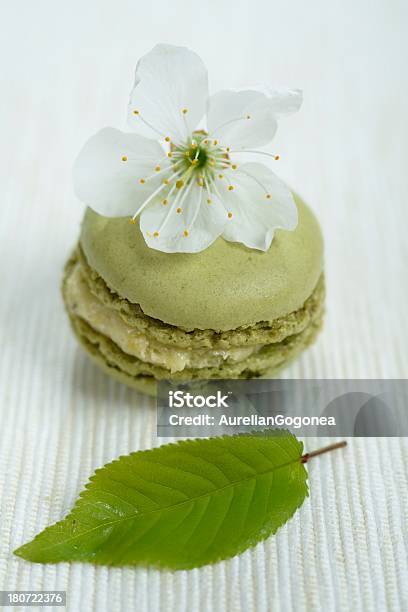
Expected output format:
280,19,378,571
14,430,308,569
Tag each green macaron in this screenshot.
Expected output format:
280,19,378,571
62,195,324,395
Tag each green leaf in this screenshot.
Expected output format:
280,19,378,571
14,430,308,569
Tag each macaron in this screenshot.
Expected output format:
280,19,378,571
62,195,324,396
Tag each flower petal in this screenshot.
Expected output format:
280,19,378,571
206,90,278,149
215,162,298,251
253,86,303,117
140,183,227,253
127,44,209,144
73,127,167,217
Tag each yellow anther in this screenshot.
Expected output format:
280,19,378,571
121,155,128,162
176,180,184,189
266,194,272,199
133,109,140,115
167,152,173,158
191,159,198,165
139,178,145,184
129,218,136,224
246,115,251,119
176,207,182,214
153,231,159,237
231,164,237,170
226,147,230,152
218,174,224,179
213,139,218,145
197,178,204,186
165,136,171,142
182,108,188,114
228,185,234,191
228,212,233,219
162,199,168,205
155,165,161,172
207,198,212,204
183,230,189,237
204,139,209,144
163,179,169,185
274,154,280,160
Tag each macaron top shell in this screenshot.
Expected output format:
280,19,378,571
80,196,323,332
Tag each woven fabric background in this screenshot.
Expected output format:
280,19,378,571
1,1,407,610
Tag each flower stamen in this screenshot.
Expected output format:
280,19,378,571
184,183,203,237
131,109,167,138
237,167,271,197
132,169,183,221
231,150,281,160
157,180,194,234
206,176,229,217
131,181,169,221
211,114,252,136
141,160,183,182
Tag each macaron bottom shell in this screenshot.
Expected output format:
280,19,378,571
62,251,324,396
67,306,323,398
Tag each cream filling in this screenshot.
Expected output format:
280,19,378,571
66,262,261,372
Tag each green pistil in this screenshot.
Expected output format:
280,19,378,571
173,138,224,181
188,145,208,169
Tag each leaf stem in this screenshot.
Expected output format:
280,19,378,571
301,441,347,464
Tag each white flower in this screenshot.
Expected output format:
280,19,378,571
73,44,302,253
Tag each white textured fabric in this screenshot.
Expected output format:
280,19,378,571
1,1,407,611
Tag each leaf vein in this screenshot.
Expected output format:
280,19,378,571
103,473,188,502
18,445,305,557
133,457,221,489
195,488,236,558
180,496,212,550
